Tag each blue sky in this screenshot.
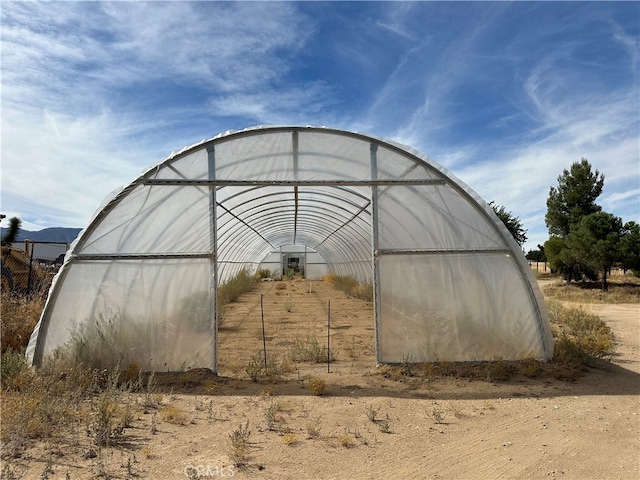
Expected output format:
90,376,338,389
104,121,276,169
1,1,638,252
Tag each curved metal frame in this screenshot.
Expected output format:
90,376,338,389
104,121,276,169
27,126,553,368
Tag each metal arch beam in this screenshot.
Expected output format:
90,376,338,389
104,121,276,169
232,215,371,279
313,200,371,251
244,214,370,262
240,206,372,259
142,179,446,187
228,197,371,240
216,193,372,252
215,202,275,250
216,189,371,230
216,183,372,211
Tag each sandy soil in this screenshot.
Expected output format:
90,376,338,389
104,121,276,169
4,279,639,480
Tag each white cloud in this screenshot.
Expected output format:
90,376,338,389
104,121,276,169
1,0,637,252
1,107,144,227
1,1,319,228
612,20,640,75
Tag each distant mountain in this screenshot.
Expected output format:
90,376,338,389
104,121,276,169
1,227,82,244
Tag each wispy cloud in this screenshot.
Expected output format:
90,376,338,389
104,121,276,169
368,3,639,250
1,1,318,228
1,1,638,253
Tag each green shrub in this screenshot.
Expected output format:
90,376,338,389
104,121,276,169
547,300,616,379
218,269,256,305
0,349,29,389
549,302,615,362
245,352,286,382
255,269,272,279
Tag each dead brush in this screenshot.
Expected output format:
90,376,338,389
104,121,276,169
245,352,287,382
337,432,356,448
87,372,134,447
89,392,126,447
325,274,373,302
226,421,251,467
264,401,282,431
366,405,380,423
288,335,336,363
1,350,95,458
282,433,298,446
305,418,322,439
448,402,465,419
425,404,448,424
543,276,640,304
137,371,162,411
308,377,326,396
1,292,44,352
159,404,189,425
484,360,516,381
548,300,616,378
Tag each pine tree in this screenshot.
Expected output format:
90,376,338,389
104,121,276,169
545,158,604,237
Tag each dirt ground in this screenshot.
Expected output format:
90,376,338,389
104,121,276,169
4,279,639,480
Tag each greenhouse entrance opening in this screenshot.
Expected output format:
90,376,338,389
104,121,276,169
285,255,302,275
214,274,377,380
215,183,377,379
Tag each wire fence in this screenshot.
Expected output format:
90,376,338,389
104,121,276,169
1,241,70,296
529,261,628,277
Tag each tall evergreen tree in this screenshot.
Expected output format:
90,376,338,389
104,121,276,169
545,158,604,237
544,158,606,282
620,221,640,274
565,212,623,291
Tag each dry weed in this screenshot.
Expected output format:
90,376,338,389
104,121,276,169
338,432,356,448
159,404,189,425
226,421,251,467
288,336,336,363
305,418,322,439
308,377,326,396
282,433,298,446
1,292,43,352
543,276,640,304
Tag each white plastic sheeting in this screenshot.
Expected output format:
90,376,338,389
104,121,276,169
27,126,553,370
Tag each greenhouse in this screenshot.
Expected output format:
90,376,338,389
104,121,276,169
26,126,553,371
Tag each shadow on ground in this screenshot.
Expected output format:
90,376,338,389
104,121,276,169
149,359,640,401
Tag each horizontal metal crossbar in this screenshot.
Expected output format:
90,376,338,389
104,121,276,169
72,252,214,261
140,179,447,187
374,248,511,257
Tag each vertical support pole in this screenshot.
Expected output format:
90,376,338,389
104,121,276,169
292,130,300,251
327,299,331,373
304,245,308,280
370,143,382,365
207,145,219,373
261,294,267,368
292,130,299,180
